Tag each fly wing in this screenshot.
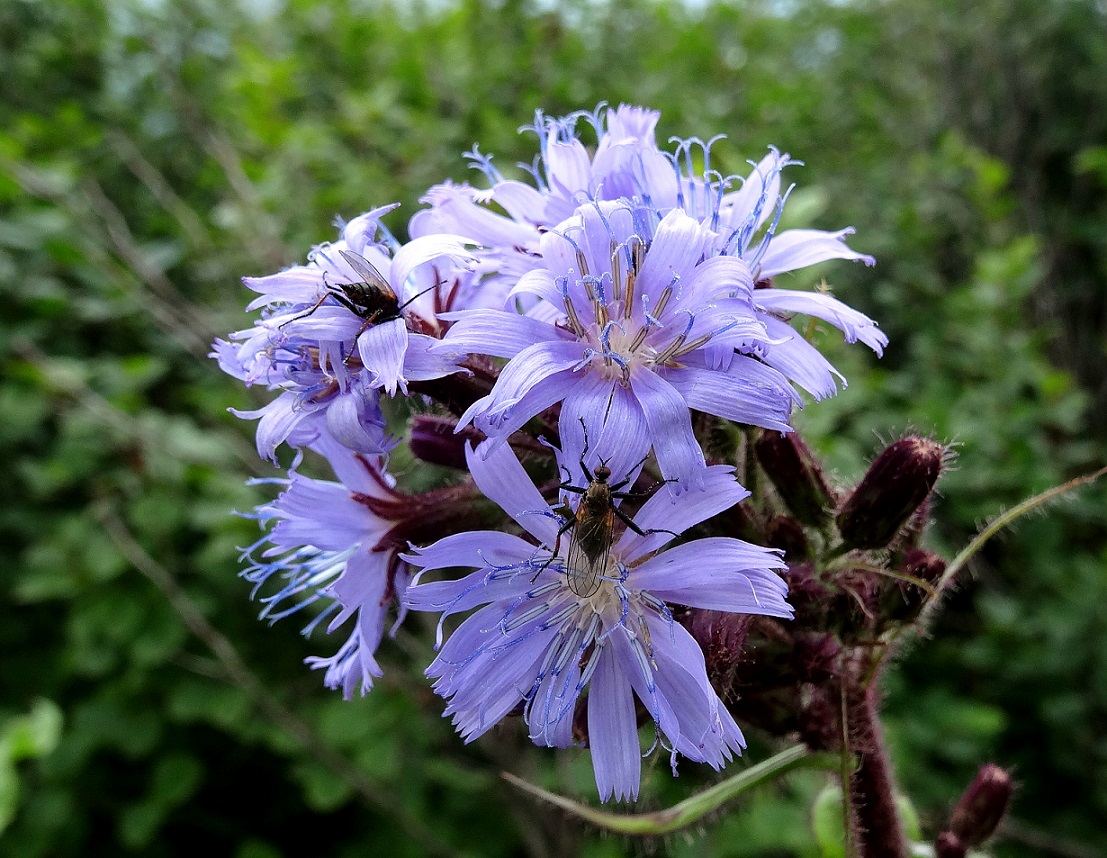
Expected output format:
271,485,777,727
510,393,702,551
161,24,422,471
564,505,613,598
338,249,396,300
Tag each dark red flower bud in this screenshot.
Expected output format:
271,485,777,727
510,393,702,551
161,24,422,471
679,608,751,689
793,634,841,685
409,414,485,470
949,764,1014,846
935,832,967,858
798,683,840,752
837,436,945,550
883,549,948,622
783,562,833,628
767,514,812,561
754,431,836,526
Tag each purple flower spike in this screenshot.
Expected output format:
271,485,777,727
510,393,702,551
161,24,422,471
215,205,479,461
403,443,791,802
240,437,412,697
443,200,797,490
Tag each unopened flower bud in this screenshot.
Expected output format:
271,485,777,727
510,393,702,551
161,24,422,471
409,415,485,469
358,481,494,549
884,549,948,622
755,431,836,526
783,562,832,628
935,832,966,858
948,764,1013,846
798,683,840,752
767,514,812,561
837,436,944,550
794,633,841,685
679,608,751,689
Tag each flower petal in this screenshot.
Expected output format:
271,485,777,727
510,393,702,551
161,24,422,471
757,228,876,279
467,443,559,546
462,339,585,435
436,309,568,359
389,234,477,296
759,315,844,400
588,645,641,802
636,209,712,295
616,465,749,562
755,288,887,355
661,359,796,433
629,369,705,491
357,317,408,395
558,374,650,487
632,538,791,618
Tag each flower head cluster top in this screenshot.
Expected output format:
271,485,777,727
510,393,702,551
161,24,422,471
217,104,884,801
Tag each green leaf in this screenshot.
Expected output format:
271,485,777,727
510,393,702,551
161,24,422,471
811,783,846,858
3,699,64,762
0,759,19,835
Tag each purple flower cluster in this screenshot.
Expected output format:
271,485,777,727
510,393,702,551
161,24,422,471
217,104,884,801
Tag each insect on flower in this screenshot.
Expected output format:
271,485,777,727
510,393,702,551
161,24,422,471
548,430,677,597
280,250,397,326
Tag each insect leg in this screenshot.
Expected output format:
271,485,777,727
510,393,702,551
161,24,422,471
530,506,576,582
610,504,680,541
342,309,384,367
277,293,329,329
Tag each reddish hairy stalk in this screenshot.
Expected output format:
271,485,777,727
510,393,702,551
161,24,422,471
846,680,909,858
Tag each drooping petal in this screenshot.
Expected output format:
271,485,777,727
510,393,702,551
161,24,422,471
461,339,585,434
324,389,393,455
460,369,577,447
436,309,570,359
646,614,745,766
588,645,641,803
402,531,537,582
661,359,796,433
758,315,845,400
756,228,875,279
357,317,408,395
629,368,705,491
327,549,391,635
232,390,314,463
755,288,887,354
267,478,373,551
401,332,463,382
389,234,477,296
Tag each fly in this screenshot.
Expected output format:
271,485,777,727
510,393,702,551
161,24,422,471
546,425,677,598
280,249,401,330
279,249,442,363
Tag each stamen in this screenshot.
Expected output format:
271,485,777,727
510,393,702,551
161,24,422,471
652,277,678,319
517,155,547,191
653,308,697,365
748,182,795,271
497,600,551,635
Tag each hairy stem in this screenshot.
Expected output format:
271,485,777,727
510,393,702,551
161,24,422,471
846,681,908,858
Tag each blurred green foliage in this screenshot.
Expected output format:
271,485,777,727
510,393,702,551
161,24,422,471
2,0,1104,855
